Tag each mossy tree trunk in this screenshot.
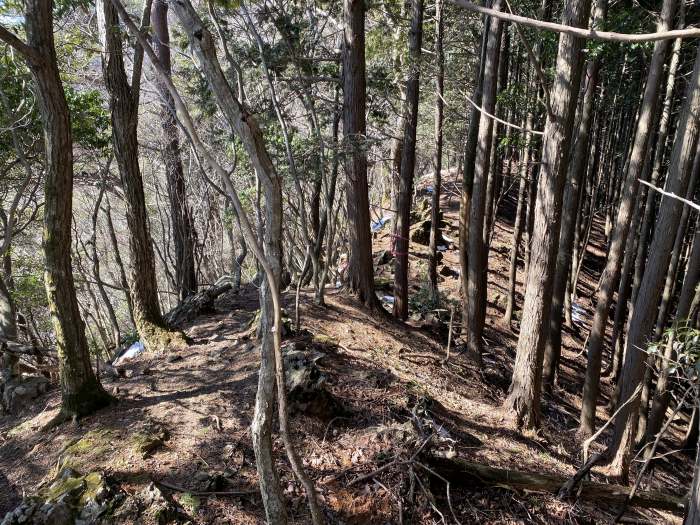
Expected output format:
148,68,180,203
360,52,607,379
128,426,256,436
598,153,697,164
2,0,113,419
97,0,187,353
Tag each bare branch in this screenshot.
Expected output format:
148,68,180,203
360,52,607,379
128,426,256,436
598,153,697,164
451,0,700,43
640,178,700,212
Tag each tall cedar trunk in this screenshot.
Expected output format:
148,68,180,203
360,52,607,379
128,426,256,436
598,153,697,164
344,0,379,310
152,0,197,301
609,43,700,481
637,161,698,442
484,25,509,247
578,0,676,436
459,17,489,329
23,0,111,419
427,0,444,298
503,0,592,429
645,214,700,449
654,171,697,339
465,0,503,362
393,0,424,320
97,0,184,354
542,0,607,392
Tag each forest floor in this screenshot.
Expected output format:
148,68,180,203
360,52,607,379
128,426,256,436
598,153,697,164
0,170,693,524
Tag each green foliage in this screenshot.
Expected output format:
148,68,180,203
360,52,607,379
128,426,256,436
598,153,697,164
64,87,110,150
649,322,700,378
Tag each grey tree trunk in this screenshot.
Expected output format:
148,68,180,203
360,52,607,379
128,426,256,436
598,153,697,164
645,214,700,450
97,0,186,354
465,0,503,362
542,0,607,393
427,0,444,299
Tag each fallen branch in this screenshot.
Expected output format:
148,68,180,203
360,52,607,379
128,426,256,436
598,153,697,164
428,453,685,512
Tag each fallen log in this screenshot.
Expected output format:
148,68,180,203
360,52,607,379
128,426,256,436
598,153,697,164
164,277,233,326
0,339,55,356
428,453,685,513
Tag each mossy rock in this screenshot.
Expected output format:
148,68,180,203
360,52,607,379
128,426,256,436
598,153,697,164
312,334,339,349
131,425,169,458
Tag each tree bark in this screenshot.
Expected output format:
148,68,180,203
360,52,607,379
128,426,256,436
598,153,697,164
152,0,197,302
427,0,444,300
503,0,592,429
21,0,111,420
97,0,186,354
609,42,700,481
463,0,503,362
645,214,700,449
578,0,676,436
542,0,607,393
343,0,380,311
393,0,424,320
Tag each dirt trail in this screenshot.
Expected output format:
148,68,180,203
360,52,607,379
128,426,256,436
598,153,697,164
0,172,691,523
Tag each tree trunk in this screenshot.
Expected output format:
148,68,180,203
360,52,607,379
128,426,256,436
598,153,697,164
645,214,700,450
393,0,424,320
578,0,676,436
459,15,490,330
23,0,111,420
465,0,503,362
542,0,607,393
609,41,700,481
152,0,197,302
103,196,136,327
503,0,592,429
343,0,380,311
97,0,186,354
427,0,444,300
503,108,533,326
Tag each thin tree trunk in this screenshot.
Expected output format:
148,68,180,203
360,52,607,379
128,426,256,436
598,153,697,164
152,0,197,301
393,0,424,320
503,109,533,326
465,0,503,362
645,214,700,450
427,0,444,299
460,5,491,330
503,0,592,429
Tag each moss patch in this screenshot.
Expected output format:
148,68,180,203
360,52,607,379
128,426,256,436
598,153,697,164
59,429,113,470
178,492,200,513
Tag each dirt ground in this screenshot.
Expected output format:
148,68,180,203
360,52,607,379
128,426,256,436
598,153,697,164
0,170,692,523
